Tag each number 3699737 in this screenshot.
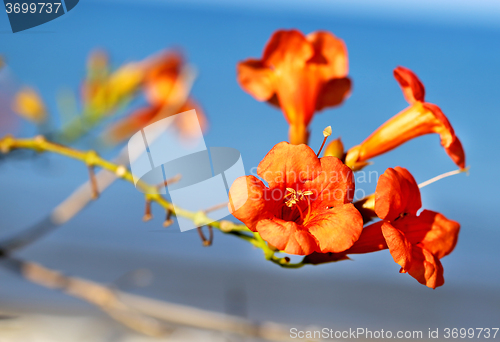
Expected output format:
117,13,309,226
5,3,62,14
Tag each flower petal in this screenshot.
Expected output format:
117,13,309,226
394,66,425,104
237,59,275,102
257,142,322,191
375,167,421,221
381,222,413,270
144,51,183,106
406,245,445,289
306,156,355,210
423,103,466,169
262,29,313,68
306,203,363,253
228,176,274,232
307,31,349,78
106,106,160,144
175,99,208,138
256,218,319,255
393,166,422,214
315,77,351,111
344,221,387,254
263,30,317,129
397,210,460,259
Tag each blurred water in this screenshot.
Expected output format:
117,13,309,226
0,0,499,335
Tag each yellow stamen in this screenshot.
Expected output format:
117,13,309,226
317,126,332,157
284,188,296,198
299,190,313,199
323,126,332,138
283,188,315,223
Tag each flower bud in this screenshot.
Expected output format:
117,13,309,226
12,87,47,123
323,137,344,159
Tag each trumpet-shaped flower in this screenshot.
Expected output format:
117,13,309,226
106,51,207,143
229,142,363,255
107,100,206,143
346,67,465,170
81,50,143,115
345,167,460,288
237,29,351,145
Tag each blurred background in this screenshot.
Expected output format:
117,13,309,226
0,0,499,341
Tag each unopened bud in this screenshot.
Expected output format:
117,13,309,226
324,137,344,159
12,87,47,123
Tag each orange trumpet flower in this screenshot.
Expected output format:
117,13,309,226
106,51,207,143
107,99,206,143
346,67,465,170
228,142,363,255
346,167,460,289
81,50,143,116
237,29,351,145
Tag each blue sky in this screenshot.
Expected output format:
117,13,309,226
117,0,500,28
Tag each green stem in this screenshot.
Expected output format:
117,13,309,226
0,134,306,268
0,135,249,233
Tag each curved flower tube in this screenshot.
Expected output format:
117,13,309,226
346,67,465,170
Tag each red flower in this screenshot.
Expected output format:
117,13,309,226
237,29,351,145
228,142,363,255
346,67,465,170
346,167,460,288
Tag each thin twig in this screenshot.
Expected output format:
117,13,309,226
0,61,198,253
87,165,99,199
197,226,213,246
204,202,229,213
163,210,173,227
0,257,296,341
0,135,250,255
143,198,153,221
0,257,169,337
156,174,182,190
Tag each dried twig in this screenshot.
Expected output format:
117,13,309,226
0,257,295,341
163,210,173,227
1,257,169,337
87,165,99,199
197,226,213,246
